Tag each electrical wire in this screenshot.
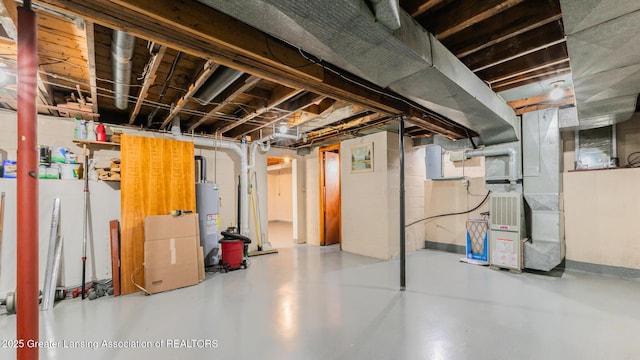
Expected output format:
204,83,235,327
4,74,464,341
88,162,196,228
405,190,490,228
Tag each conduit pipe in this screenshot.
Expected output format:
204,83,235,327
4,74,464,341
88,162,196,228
17,3,39,359
171,124,250,236
465,146,519,184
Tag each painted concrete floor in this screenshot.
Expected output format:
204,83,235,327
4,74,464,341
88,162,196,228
1,247,639,360
268,220,294,248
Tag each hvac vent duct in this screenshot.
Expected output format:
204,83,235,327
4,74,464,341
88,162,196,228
111,30,136,110
197,0,518,145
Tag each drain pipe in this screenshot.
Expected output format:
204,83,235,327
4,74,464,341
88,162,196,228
17,2,39,358
465,145,519,184
248,133,301,170
171,124,250,236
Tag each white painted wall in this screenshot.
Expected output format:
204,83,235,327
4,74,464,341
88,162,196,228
0,111,121,295
564,168,640,269
339,131,425,260
388,134,426,257
423,177,489,248
341,132,389,259
267,166,293,222
0,111,242,294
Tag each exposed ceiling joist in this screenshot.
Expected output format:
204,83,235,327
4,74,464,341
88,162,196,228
129,44,167,124
84,21,99,116
404,0,451,18
507,89,574,109
491,64,571,92
1,0,54,113
159,60,219,129
35,0,469,139
187,75,261,131
424,0,525,40
217,85,302,135
238,92,326,137
514,97,574,115
304,112,387,142
479,42,569,83
444,0,562,58
462,21,566,72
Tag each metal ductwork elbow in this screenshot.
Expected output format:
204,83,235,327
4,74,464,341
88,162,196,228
111,30,136,110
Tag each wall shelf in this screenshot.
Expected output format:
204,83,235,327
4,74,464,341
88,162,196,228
72,139,120,147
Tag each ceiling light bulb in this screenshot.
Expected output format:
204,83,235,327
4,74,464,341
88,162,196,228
549,86,564,101
279,123,288,134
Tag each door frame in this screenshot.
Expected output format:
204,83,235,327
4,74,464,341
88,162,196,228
319,143,341,247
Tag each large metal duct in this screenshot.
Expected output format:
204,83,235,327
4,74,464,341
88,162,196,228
369,0,401,31
559,0,640,128
194,66,244,106
111,30,136,110
197,0,518,145
522,108,564,271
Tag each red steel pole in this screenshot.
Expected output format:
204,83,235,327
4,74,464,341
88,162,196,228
17,2,39,359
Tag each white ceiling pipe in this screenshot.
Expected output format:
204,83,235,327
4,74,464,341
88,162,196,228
171,122,250,236
248,132,300,170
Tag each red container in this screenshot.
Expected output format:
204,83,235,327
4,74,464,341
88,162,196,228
220,239,244,270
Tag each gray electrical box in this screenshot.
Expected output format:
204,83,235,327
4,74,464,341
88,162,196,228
425,145,443,179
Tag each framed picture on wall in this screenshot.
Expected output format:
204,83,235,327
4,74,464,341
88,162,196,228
351,143,373,173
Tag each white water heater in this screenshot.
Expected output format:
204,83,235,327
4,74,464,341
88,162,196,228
196,183,220,267
489,192,524,271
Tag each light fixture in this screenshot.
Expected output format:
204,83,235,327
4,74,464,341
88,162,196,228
278,122,288,134
549,81,565,101
284,157,290,163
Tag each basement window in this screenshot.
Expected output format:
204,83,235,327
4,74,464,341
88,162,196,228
575,125,617,170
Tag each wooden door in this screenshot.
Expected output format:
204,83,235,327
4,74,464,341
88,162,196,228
322,150,341,245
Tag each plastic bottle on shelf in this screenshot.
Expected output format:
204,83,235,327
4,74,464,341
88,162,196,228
74,118,82,139
96,123,107,142
87,120,97,141
79,120,87,140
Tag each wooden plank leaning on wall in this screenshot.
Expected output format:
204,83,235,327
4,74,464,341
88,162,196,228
120,134,196,295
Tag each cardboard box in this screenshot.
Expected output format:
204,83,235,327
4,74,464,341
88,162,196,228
144,214,200,294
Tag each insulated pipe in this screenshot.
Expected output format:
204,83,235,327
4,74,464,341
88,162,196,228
194,155,206,182
111,30,136,109
465,146,518,184
17,4,39,359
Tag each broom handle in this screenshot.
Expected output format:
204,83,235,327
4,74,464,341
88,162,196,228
81,151,89,299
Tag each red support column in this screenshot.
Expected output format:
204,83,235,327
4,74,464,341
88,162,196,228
17,3,39,360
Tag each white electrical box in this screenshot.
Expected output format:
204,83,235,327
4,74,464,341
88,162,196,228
449,150,466,162
489,192,524,271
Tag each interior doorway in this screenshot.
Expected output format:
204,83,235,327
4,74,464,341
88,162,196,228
319,144,341,247
267,157,295,248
